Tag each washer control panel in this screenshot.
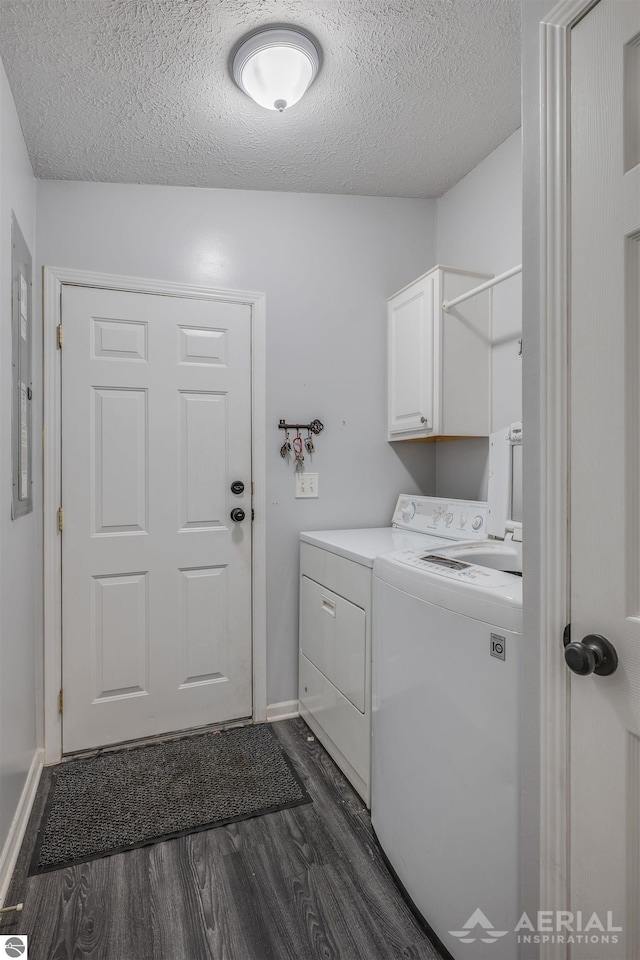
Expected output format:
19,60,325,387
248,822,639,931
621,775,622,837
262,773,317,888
392,496,488,541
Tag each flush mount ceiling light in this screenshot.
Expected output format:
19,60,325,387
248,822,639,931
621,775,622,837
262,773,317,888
232,26,321,113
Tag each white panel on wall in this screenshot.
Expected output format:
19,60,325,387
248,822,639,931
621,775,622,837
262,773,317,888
179,566,228,686
92,317,147,361
93,387,148,535
179,325,227,365
179,391,226,530
93,572,148,699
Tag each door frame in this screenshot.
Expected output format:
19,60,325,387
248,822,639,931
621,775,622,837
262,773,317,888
43,266,267,764
537,2,600,955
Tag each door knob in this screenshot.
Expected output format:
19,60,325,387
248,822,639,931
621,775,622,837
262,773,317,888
230,507,245,523
230,481,245,495
564,632,618,677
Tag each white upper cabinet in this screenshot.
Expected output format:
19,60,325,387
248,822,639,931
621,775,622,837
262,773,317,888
387,265,492,441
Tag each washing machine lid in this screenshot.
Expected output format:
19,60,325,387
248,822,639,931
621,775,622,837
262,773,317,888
299,527,454,567
374,548,522,630
436,538,522,574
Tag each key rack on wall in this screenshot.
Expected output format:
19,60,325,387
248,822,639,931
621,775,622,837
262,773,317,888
278,419,324,435
278,418,324,468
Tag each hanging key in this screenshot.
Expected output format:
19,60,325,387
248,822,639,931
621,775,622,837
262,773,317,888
280,430,292,458
305,431,314,455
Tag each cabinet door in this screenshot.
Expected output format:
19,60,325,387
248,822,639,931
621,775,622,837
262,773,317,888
388,275,434,439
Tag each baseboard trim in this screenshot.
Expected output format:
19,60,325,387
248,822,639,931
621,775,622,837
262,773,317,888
0,748,44,905
266,700,299,722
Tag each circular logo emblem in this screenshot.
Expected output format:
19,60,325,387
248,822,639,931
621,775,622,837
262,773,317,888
4,937,26,957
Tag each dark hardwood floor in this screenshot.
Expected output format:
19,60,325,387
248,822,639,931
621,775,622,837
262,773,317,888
2,718,444,960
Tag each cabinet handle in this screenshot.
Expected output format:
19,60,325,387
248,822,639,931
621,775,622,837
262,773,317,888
321,596,336,617
420,416,429,425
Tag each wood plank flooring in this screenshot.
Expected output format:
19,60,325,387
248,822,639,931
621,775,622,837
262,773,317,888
2,718,444,960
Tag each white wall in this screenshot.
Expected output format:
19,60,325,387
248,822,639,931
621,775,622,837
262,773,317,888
36,181,437,706
0,62,38,856
435,130,522,500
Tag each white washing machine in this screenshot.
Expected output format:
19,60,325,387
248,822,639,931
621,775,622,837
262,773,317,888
298,496,490,806
371,523,523,956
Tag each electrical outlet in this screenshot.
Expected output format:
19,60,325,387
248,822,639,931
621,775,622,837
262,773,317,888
295,472,319,498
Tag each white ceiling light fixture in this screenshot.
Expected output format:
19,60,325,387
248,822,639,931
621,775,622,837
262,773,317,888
232,26,321,113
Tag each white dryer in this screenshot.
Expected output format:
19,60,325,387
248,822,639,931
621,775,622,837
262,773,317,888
372,550,523,959
298,496,490,806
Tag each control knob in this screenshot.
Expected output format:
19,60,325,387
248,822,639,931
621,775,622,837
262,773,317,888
401,501,416,523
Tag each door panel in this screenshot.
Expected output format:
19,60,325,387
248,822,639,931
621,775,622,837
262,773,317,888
387,277,434,437
570,3,640,957
93,572,148,699
179,391,227,529
61,286,252,752
179,565,229,686
93,387,148,534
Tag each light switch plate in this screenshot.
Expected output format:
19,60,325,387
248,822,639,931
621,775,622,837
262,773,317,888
295,472,319,498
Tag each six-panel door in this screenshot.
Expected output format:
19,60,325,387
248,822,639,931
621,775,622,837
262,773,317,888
61,286,252,752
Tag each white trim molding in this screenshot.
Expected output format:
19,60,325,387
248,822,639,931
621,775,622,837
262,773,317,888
0,749,43,904
266,700,300,723
538,3,598,956
43,267,267,763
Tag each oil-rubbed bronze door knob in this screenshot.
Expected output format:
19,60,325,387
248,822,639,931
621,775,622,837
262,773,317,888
564,633,618,676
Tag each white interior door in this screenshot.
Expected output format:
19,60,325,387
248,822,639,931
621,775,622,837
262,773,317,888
570,2,640,957
61,286,253,753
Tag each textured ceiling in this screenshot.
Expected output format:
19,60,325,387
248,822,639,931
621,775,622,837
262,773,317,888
0,0,521,198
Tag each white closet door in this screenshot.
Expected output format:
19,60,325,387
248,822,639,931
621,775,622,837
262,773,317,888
569,3,640,957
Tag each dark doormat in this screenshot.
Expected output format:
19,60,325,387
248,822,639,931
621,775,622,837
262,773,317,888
29,723,311,875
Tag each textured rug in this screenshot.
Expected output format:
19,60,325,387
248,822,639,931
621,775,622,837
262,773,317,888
30,723,311,874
